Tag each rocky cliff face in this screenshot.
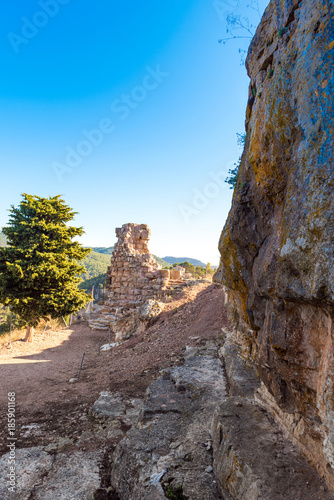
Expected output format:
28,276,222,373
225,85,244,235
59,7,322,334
215,0,334,488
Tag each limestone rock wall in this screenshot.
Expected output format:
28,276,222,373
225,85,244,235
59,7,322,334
214,0,334,488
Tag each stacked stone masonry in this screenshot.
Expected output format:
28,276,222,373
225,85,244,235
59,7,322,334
88,224,187,335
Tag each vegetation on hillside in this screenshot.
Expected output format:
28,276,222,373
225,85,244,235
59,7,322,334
80,251,111,280
79,273,107,293
162,256,206,268
91,246,114,254
90,247,208,270
0,224,214,328
152,255,173,268
0,194,91,341
171,262,214,279
77,257,214,296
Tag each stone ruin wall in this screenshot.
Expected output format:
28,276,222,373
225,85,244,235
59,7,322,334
105,223,168,309
89,223,186,337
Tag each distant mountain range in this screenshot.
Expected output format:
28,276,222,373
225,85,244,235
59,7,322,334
89,248,208,268
152,255,172,268
0,234,211,280
79,251,209,290
162,256,207,267
91,246,114,255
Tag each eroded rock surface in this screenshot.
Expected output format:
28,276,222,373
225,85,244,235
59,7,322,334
109,339,332,499
213,337,332,499
5,340,332,499
215,0,334,490
0,447,100,500
111,347,226,500
0,392,147,500
213,398,333,500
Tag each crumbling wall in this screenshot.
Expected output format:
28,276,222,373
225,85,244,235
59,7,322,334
106,223,165,308
89,224,187,338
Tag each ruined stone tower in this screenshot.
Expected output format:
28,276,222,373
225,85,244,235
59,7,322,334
88,223,186,337
105,223,163,308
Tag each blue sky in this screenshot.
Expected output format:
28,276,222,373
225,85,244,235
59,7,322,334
0,0,267,264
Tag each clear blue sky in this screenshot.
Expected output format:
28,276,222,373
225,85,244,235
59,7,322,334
0,0,267,264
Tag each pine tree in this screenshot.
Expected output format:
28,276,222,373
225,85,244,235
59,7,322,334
0,194,91,342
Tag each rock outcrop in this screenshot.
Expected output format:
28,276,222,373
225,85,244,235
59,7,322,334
109,340,332,499
215,0,334,490
0,447,101,500
111,346,226,499
4,338,331,499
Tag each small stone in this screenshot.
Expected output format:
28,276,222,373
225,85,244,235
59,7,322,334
57,437,73,450
205,441,212,451
44,443,58,452
69,378,78,383
205,465,213,473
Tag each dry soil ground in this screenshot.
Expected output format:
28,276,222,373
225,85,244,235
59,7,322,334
0,283,229,456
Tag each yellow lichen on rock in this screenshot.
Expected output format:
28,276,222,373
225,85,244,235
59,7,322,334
215,0,334,490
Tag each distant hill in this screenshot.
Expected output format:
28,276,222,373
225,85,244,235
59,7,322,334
79,251,170,295
0,237,209,278
152,255,172,268
92,247,171,269
162,256,206,268
91,246,114,255
87,247,209,270
92,248,208,269
80,251,110,281
79,272,107,293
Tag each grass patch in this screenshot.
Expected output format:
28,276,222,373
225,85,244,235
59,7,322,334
163,484,189,500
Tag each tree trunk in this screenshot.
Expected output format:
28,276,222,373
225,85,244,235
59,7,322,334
25,325,34,342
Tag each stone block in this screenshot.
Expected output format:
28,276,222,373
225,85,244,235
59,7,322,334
170,270,182,280
160,269,170,279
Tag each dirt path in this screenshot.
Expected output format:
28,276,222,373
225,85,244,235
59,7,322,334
0,283,229,454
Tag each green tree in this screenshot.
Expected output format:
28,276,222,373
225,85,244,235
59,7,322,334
225,161,241,189
218,1,262,65
0,194,91,342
